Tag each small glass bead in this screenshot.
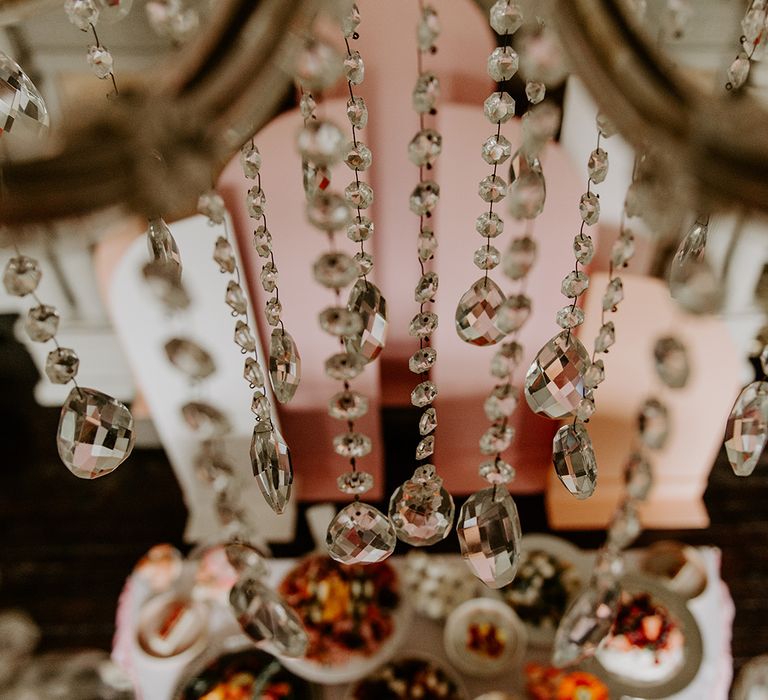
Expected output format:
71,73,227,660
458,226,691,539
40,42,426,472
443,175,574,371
489,0,523,34
473,245,501,270
297,120,345,166
584,359,605,389
497,294,532,334
234,321,256,352
414,271,439,303
25,304,60,342
253,227,272,258
295,40,343,92
225,281,247,315
409,347,437,374
343,50,365,85
198,191,226,224
479,424,514,455
603,277,624,311
251,393,271,421
65,0,99,30
240,142,262,178
409,181,440,215
306,192,352,231
417,5,440,51
244,357,264,388
334,431,372,458
502,237,537,280
45,347,79,384
299,92,317,119
411,380,438,407
419,407,437,435
561,270,589,298
319,306,363,336
86,45,113,79
337,470,374,495
487,46,519,81
328,390,369,420
576,394,595,422
354,251,373,275
594,322,616,353
3,256,41,297
412,72,440,113
325,352,366,380
408,128,442,168
347,217,374,243
344,180,374,209
481,134,512,165
418,228,438,261
483,91,515,124
478,175,507,203
555,305,585,329
476,212,504,238
573,233,595,265
260,262,278,292
409,311,438,338
346,95,368,128
344,142,373,171
312,252,359,289
302,161,331,200
265,298,282,326
610,233,635,268
579,192,600,225
596,112,617,138
246,186,266,219
490,341,522,378
479,458,516,485
484,383,518,421
342,2,361,38
525,80,546,104
212,237,235,273
588,148,609,184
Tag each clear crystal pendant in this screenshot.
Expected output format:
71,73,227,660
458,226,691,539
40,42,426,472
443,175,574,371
326,502,396,564
146,218,181,279
638,397,670,450
389,465,455,546
0,52,49,140
181,401,231,438
164,338,215,380
269,329,301,404
345,279,388,362
455,277,507,346
24,304,59,342
507,157,546,220
524,331,590,419
653,336,690,389
3,256,41,297
456,486,522,589
552,422,597,499
57,387,135,479
624,451,653,500
250,425,293,514
725,381,768,476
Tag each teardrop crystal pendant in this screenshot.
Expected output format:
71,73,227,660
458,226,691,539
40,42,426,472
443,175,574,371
250,425,293,514
345,279,388,362
524,331,590,419
146,217,181,279
455,277,507,346
456,486,522,589
57,387,136,479
388,465,455,546
326,502,396,564
653,336,690,389
0,52,49,140
269,329,301,404
230,574,308,658
725,381,768,476
552,422,597,499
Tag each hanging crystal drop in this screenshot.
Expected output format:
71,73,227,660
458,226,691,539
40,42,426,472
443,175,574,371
86,45,113,79
415,435,434,460
296,119,345,166
457,486,522,589
328,390,369,420
409,128,442,167
0,52,49,138
479,458,515,485
45,347,79,384
587,148,609,184
409,347,437,374
145,219,182,280
497,294,531,334
57,387,135,478
212,236,235,274
455,277,507,346
250,425,293,515
525,331,590,419
638,397,670,450
507,160,546,219
244,358,264,389
502,236,537,280
624,451,653,501
725,381,768,476
234,321,256,353
319,306,363,336
602,277,624,311
345,279,388,362
164,338,215,381
419,407,437,435
337,470,374,495
552,422,597,499
594,322,615,353
412,72,440,113
573,234,595,265
525,80,546,104
610,233,635,268
326,502,396,564
181,401,231,438
654,336,690,389
411,380,438,407
3,256,41,297
389,465,454,546
24,304,59,342
269,329,301,404
224,281,247,316
313,252,359,289
483,91,516,124
583,359,605,390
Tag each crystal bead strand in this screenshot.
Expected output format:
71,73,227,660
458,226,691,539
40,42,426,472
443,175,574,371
725,0,766,90
197,192,294,516
293,31,396,565
388,1,455,548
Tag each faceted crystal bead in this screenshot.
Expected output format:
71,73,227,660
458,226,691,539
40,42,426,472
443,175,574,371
319,306,363,336
478,175,507,203
3,256,41,297
225,281,247,316
142,260,189,311
347,216,374,243
487,46,519,81
326,502,396,564
269,329,300,404
409,347,437,374
194,450,234,493
354,251,373,275
25,304,60,342
415,435,435,460
408,128,442,167
602,277,624,311
145,219,182,283
230,575,308,657
246,186,266,219
240,142,261,178
561,270,589,298
313,252,358,289
556,305,585,330
409,181,440,215
87,45,113,79
476,212,504,238
507,166,546,219
521,105,561,154
672,218,707,269
181,401,231,438
409,311,438,338
489,0,523,33
417,5,440,51
337,470,374,495
594,321,615,353
295,40,343,92
344,141,373,171
250,425,293,514
328,390,368,420
457,486,522,588
638,397,670,450
587,148,609,184
325,352,366,380
213,236,235,274
64,0,99,30
575,394,595,422
725,381,768,476
497,294,531,334
610,233,635,268
412,72,440,113
525,331,590,419
307,192,352,231
607,500,641,550
579,192,600,225
474,245,501,270
296,120,345,166
479,458,515,485
344,181,374,209
251,393,271,423
552,584,619,667
57,387,135,478
389,465,454,546
479,424,514,455
669,257,722,315
491,341,522,379
481,134,512,165
502,237,537,280
45,347,79,384
624,451,653,501
654,336,690,389
164,338,215,380
727,52,750,90
484,383,518,421
552,422,597,499
595,112,617,138
234,321,256,353
346,280,388,362
265,298,282,327
198,191,226,225
244,358,264,389
253,226,272,258
334,431,372,458
583,359,604,390
525,80,546,104
483,91,515,124
573,234,595,265
418,228,438,261
419,407,437,435
411,380,438,407
415,271,439,303
343,50,364,85
302,161,331,200
346,96,368,128
299,92,316,119
455,277,507,346
742,6,766,43
260,262,277,293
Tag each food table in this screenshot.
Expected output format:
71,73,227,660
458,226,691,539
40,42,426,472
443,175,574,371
112,547,734,700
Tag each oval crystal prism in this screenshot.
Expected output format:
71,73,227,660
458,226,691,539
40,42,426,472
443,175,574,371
146,218,181,279
725,381,768,476
456,486,522,589
269,329,301,404
250,426,293,514
552,422,597,499
389,466,454,547
524,331,590,419
0,52,49,141
455,277,507,346
164,338,215,380
345,279,388,362
57,387,135,479
326,502,396,565
653,335,690,389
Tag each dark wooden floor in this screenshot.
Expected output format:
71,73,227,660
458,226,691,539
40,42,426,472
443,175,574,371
0,314,766,679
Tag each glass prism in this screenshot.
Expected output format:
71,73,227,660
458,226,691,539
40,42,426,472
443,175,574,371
725,381,768,476
345,279,388,362
269,329,301,404
250,426,293,514
455,277,507,346
326,502,396,564
552,422,597,499
389,466,454,546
